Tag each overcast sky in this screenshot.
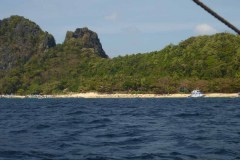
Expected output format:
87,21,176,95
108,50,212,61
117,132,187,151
1,0,240,57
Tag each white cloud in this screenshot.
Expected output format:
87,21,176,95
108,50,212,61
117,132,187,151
104,13,118,21
195,24,218,35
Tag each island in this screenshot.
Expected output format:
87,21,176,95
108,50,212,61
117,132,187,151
1,15,240,96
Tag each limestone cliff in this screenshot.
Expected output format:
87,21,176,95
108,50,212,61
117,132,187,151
64,27,108,58
0,15,56,70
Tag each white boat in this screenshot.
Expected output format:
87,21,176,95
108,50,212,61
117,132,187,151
189,90,205,98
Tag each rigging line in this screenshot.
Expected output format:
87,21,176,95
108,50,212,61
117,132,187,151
192,0,240,35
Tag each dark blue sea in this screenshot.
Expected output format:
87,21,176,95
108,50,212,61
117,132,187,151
0,98,240,160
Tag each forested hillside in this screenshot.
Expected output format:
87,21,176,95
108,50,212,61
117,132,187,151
0,16,240,94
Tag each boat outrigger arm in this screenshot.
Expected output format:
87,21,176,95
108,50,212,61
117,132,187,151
192,0,240,35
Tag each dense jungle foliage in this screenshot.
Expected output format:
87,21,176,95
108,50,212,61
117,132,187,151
1,16,240,94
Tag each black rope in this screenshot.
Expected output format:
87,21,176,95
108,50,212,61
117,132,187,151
193,0,240,35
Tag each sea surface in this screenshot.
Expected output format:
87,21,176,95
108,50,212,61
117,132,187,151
0,98,240,160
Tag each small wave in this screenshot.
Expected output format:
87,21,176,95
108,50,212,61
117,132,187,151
84,154,119,160
28,150,59,159
88,124,108,129
235,114,240,118
118,137,147,146
9,129,28,134
126,153,164,159
175,113,201,118
124,153,190,160
170,152,198,159
58,142,72,149
0,150,58,159
95,133,117,138
212,105,223,108
0,150,26,158
32,124,51,130
89,118,112,124
210,148,236,156
194,136,209,141
19,114,30,118
95,130,144,139
67,110,84,116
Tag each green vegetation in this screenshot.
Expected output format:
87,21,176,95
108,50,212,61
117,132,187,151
1,16,240,94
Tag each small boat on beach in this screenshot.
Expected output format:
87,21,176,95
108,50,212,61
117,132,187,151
189,90,205,98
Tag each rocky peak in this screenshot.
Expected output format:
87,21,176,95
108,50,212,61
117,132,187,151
64,27,108,58
0,15,56,70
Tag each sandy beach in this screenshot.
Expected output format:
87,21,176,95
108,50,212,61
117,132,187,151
54,92,239,98
1,92,239,98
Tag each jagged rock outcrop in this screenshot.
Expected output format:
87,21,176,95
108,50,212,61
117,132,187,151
0,15,56,70
64,27,108,58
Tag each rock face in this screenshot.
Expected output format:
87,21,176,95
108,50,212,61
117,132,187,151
64,27,108,58
0,15,56,70
0,16,108,71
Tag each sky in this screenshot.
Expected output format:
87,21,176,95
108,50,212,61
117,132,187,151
1,0,240,57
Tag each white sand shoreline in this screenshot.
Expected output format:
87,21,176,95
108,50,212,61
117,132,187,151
0,92,239,98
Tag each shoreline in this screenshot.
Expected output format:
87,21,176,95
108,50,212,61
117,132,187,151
0,92,239,99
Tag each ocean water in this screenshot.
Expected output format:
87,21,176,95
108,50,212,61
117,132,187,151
0,98,240,160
